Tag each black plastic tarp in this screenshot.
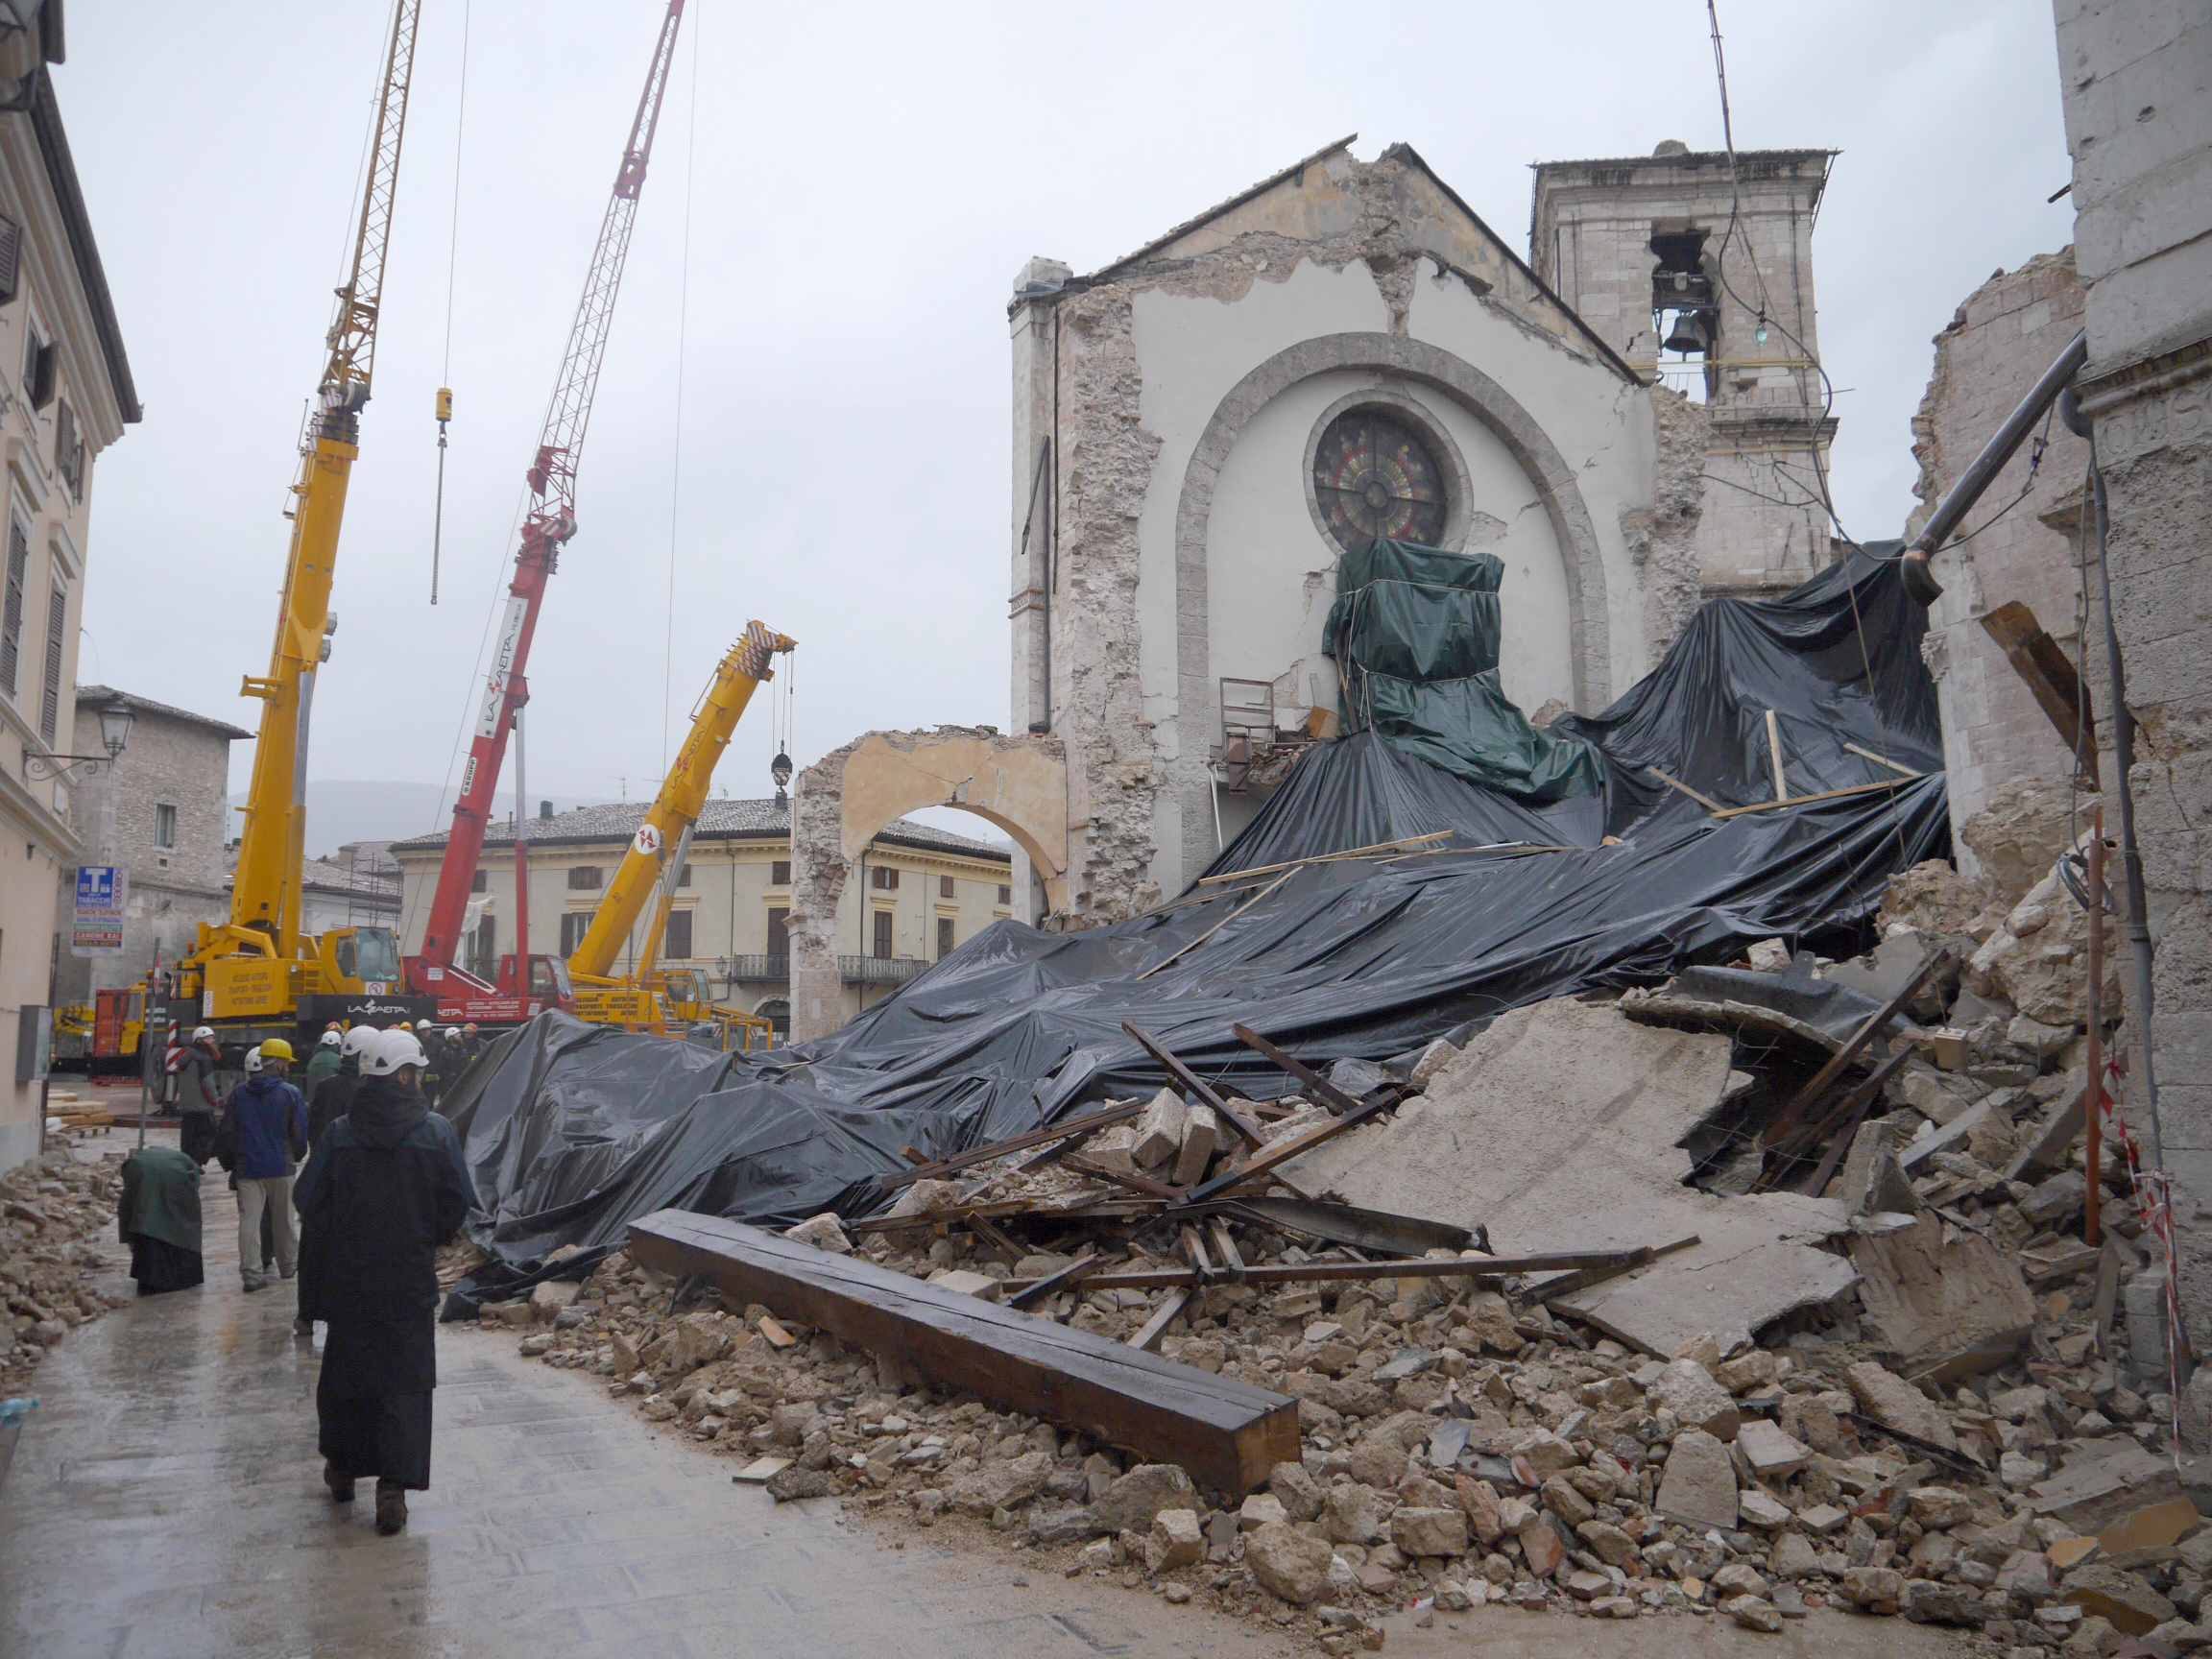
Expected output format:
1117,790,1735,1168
441,545,1948,1285
1323,539,1601,802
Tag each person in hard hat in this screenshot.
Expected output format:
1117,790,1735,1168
217,1036,308,1292
303,1027,345,1097
177,1026,226,1168
117,1141,204,1295
295,1026,475,1535
296,1023,377,1338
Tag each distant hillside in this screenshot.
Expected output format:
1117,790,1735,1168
233,781,615,860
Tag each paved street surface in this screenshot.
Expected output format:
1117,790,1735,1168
1,1115,1966,1658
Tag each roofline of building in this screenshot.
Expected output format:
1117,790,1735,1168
1530,147,1838,177
1383,141,1639,385
1078,132,1361,285
29,71,139,423
79,684,253,740
390,820,1014,865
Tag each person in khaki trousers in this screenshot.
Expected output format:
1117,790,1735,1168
217,1038,308,1291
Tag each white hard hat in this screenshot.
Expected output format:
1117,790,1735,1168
243,1046,263,1074
445,1026,461,1040
364,1028,427,1077
339,1025,376,1058
192,1025,215,1043
319,1029,343,1048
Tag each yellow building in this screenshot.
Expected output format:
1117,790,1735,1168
391,799,1012,1037
0,35,140,1169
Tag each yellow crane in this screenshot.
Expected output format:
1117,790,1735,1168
177,1,425,1044
566,622,794,1046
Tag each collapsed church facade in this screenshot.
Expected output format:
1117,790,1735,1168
1006,137,1839,921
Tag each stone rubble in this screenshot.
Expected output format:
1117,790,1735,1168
459,780,2201,1649
0,1139,132,1392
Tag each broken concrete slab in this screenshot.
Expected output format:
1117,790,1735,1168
1288,998,1858,1357
1130,1088,1187,1170
1621,965,1888,1059
2032,1442,2186,1534
1850,1213,2038,1383
1845,1359,1960,1451
2007,1080,2089,1180
1171,1105,1220,1187
1897,1099,1997,1172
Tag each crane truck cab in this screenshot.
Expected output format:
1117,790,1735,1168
420,950,576,1029
177,923,438,1050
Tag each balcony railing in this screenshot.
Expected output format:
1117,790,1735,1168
722,953,928,988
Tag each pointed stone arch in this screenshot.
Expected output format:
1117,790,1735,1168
786,728,1068,1041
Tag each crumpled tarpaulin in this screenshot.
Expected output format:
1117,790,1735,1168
1323,538,1601,802
440,544,1947,1291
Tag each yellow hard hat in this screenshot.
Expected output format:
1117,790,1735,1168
259,1037,296,1062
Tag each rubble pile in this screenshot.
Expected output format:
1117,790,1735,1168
0,1141,130,1389
468,778,2195,1649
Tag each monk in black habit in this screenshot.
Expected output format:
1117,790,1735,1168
294,1026,476,1535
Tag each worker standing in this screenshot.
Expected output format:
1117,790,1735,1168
116,1142,204,1294
295,1027,475,1535
308,1025,373,1147
176,1025,225,1168
303,1026,344,1097
218,1036,308,1292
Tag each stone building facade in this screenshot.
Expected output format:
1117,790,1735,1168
53,686,247,1014
392,800,1012,1035
1007,137,1835,920
2050,0,2212,1354
1907,250,2093,857
0,35,139,1170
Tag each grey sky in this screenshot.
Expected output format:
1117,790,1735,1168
57,2,2073,843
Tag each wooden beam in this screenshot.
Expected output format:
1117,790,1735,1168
1761,950,1946,1147
1980,600,2100,785
1708,777,1913,820
1122,1022,1266,1149
876,1099,1145,1192
1126,1289,1192,1354
1194,830,1454,887
1008,1246,1659,1293
1230,1022,1367,1117
1765,709,1789,803
627,1209,1299,1497
1136,871,1288,980
1644,766,1727,814
1064,1153,1184,1201
1004,1252,1100,1311
1179,1085,1399,1204
1843,741,1922,779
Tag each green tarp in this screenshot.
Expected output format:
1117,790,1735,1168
1322,539,1600,802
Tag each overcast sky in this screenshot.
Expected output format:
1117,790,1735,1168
58,1,2074,845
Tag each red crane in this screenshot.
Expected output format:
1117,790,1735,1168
407,0,687,1022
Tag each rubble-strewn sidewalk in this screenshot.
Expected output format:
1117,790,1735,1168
0,1138,132,1393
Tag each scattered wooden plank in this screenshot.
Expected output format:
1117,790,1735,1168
1122,1022,1266,1150
1229,1022,1367,1117
1756,1045,1916,1183
1709,778,1914,820
1205,1194,1477,1258
1535,1235,1701,1303
1127,1289,1192,1354
1843,741,1922,779
877,1099,1145,1192
1007,1246,1658,1293
1179,1085,1399,1204
1193,830,1454,887
1063,1153,1184,1201
1004,1252,1101,1311
628,1209,1299,1496
1645,765,1727,814
1137,872,1289,980
967,1214,1026,1262
1765,709,1789,803
1761,950,1945,1148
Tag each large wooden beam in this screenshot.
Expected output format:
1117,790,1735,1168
626,1209,1299,1497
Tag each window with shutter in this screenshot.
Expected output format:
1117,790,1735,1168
766,907,789,955
937,917,954,959
664,910,692,960
0,518,24,697
560,912,591,955
24,333,52,409
0,213,20,303
54,400,81,501
38,581,65,745
939,875,955,899
872,909,893,960
770,859,790,885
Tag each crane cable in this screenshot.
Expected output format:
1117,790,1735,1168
661,8,703,774
430,0,473,605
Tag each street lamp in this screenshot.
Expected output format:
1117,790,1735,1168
26,697,133,781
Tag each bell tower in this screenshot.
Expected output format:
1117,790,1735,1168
1531,141,1838,598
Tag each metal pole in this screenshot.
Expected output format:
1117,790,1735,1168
2084,805,2104,1246
513,703,531,1005
1901,328,2086,605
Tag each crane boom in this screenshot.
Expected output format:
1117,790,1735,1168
189,0,420,1004
414,0,686,981
568,623,795,982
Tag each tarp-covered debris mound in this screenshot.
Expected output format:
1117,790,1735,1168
441,543,1947,1289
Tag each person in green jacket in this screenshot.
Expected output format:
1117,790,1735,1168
302,1026,345,1097
118,1144,204,1294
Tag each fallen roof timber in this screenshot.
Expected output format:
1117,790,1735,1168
626,1209,1300,1496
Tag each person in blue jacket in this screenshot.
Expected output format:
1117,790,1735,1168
294,1027,476,1536
217,1037,307,1292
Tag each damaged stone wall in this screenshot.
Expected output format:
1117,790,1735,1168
1907,248,2092,860
1619,386,1710,663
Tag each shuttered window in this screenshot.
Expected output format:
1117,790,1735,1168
766,907,788,956
937,917,954,959
55,400,82,501
872,909,893,960
0,213,20,304
38,581,65,745
560,912,591,955
0,518,24,697
664,909,692,961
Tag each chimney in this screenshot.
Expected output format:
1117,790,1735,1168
539,800,554,822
